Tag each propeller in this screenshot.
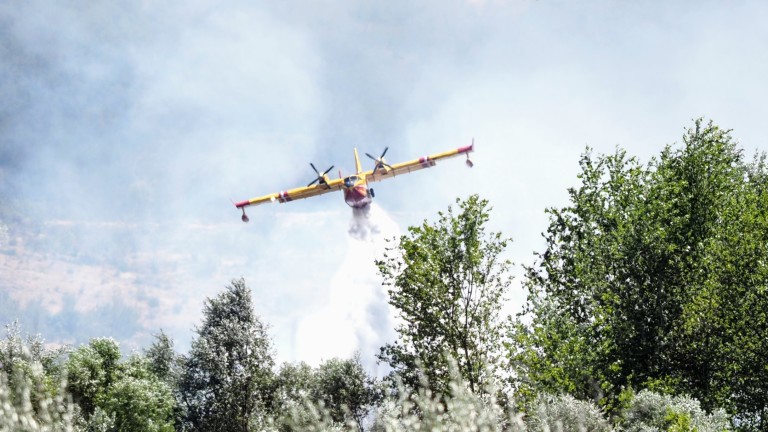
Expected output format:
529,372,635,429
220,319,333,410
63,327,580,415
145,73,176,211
365,147,393,173
308,163,334,187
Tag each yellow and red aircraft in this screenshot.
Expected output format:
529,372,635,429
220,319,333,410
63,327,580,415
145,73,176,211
234,141,475,222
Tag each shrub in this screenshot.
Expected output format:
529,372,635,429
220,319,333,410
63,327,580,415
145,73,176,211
526,393,612,432
622,390,731,432
0,359,76,431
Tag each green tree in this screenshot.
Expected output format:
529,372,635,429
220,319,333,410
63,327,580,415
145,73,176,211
66,338,176,431
622,390,731,432
101,355,175,432
269,360,315,428
273,361,314,408
144,330,181,387
377,195,513,396
179,278,275,431
511,119,768,428
144,330,184,429
66,337,121,418
311,355,380,431
272,356,380,431
0,321,72,429
1,321,67,398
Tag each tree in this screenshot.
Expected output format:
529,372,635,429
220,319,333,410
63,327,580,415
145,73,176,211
66,337,176,431
179,278,275,431
511,119,768,428
377,195,513,395
101,355,176,432
145,330,181,387
311,355,380,431
269,360,315,428
271,356,380,431
0,321,72,429
1,321,67,397
66,337,121,417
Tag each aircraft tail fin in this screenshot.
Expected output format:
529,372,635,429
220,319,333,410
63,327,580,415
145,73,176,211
354,148,363,174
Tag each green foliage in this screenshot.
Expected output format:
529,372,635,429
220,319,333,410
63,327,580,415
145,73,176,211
144,330,181,388
1,321,67,403
377,194,513,396
371,364,521,432
0,322,74,431
66,339,176,431
512,119,766,426
311,355,381,430
270,361,323,431
179,278,275,431
0,366,76,431
100,355,175,431
623,390,731,432
144,331,185,429
65,338,121,418
526,394,612,432
273,361,315,406
270,355,380,432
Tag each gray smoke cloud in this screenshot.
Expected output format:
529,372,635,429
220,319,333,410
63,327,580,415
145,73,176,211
0,0,509,351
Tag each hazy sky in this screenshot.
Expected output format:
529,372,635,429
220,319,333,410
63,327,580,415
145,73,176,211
1,0,767,367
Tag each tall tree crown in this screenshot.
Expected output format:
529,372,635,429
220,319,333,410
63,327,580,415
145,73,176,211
180,278,275,432
377,194,512,395
513,119,768,428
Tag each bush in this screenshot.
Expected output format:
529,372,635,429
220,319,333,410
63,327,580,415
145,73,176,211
622,390,731,432
526,393,612,432
0,359,76,431
370,380,520,432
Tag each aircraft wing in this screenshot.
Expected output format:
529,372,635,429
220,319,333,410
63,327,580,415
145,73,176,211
363,143,474,183
234,177,345,208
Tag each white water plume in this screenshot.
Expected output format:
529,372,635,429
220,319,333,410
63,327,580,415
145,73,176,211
295,203,399,372
348,205,380,240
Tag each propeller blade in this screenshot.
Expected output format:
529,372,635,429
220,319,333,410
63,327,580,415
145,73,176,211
309,163,334,186
368,148,390,173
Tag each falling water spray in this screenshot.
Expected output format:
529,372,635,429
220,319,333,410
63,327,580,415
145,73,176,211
295,203,399,373
348,204,380,241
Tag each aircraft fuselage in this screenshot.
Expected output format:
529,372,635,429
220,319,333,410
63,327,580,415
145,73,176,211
341,174,372,208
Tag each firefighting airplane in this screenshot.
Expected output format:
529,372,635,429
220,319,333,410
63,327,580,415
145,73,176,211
234,142,474,222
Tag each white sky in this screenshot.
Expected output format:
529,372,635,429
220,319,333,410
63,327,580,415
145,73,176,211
1,0,767,367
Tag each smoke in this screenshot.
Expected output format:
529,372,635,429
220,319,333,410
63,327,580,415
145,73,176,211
0,0,513,354
294,203,399,373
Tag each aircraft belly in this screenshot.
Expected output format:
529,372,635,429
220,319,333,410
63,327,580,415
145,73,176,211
344,185,371,208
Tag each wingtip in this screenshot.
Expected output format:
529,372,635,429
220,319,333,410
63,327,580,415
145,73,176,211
233,199,250,208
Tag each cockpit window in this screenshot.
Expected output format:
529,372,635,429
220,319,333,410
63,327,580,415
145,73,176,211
343,175,359,188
